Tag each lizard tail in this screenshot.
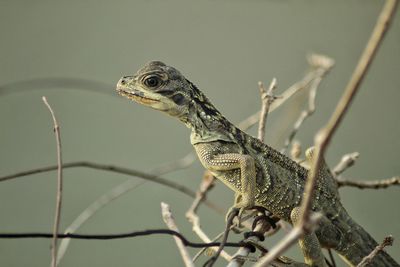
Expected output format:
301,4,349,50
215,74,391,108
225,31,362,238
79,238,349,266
335,207,399,267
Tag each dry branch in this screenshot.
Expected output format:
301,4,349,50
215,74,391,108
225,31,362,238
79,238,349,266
336,176,400,189
281,54,334,154
161,202,194,267
357,235,394,267
42,96,63,267
186,173,232,262
255,0,398,265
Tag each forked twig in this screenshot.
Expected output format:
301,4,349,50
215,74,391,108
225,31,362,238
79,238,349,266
239,54,333,132
42,97,63,267
281,54,335,154
255,0,398,265
161,202,194,267
357,235,394,267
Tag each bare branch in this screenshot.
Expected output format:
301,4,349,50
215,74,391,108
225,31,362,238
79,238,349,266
42,96,63,267
332,152,360,176
238,54,333,132
357,235,394,267
161,202,194,267
258,78,278,142
299,0,398,227
336,176,400,189
255,1,398,264
281,54,334,154
186,173,232,262
55,154,197,264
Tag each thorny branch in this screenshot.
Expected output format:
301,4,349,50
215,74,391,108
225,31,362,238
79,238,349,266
42,97,63,267
255,0,399,265
357,235,394,267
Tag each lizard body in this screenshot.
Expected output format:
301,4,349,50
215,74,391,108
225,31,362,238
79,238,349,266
116,61,398,266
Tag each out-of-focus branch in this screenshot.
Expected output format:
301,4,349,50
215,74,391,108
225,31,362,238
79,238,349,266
161,202,194,267
42,97,63,267
281,54,335,154
357,236,394,267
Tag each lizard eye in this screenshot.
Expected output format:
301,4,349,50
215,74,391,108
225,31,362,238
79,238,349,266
144,76,161,88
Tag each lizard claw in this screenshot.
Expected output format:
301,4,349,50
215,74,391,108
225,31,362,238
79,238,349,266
226,201,254,228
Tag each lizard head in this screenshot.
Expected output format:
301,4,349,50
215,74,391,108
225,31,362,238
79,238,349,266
116,61,193,118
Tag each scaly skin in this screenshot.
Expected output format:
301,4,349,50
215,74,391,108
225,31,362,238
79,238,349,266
116,61,399,266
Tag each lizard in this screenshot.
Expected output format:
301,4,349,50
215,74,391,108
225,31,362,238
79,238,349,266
116,61,399,267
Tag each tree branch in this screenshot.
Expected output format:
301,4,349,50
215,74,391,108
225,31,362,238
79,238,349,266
255,0,398,264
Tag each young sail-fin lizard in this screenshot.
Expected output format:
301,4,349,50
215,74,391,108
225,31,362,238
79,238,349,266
116,61,399,267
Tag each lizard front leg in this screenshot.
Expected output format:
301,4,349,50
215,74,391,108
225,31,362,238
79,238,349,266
196,146,257,222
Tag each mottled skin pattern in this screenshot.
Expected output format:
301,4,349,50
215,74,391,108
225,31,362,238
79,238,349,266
116,61,398,267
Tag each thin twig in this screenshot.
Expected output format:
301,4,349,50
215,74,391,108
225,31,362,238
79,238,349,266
258,78,278,142
356,235,394,267
281,54,334,154
161,202,194,267
55,180,145,265
42,97,63,267
186,173,232,262
238,54,332,132
332,152,360,176
255,1,398,265
336,176,400,189
55,153,197,264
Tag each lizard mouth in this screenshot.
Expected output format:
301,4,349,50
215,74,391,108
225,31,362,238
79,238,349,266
117,88,159,105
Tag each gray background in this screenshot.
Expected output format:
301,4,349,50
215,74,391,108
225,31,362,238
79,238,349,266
0,0,399,266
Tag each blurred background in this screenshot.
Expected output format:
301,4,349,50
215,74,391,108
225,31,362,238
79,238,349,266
0,0,399,266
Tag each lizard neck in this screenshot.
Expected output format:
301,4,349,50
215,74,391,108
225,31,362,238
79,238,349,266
178,80,235,144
